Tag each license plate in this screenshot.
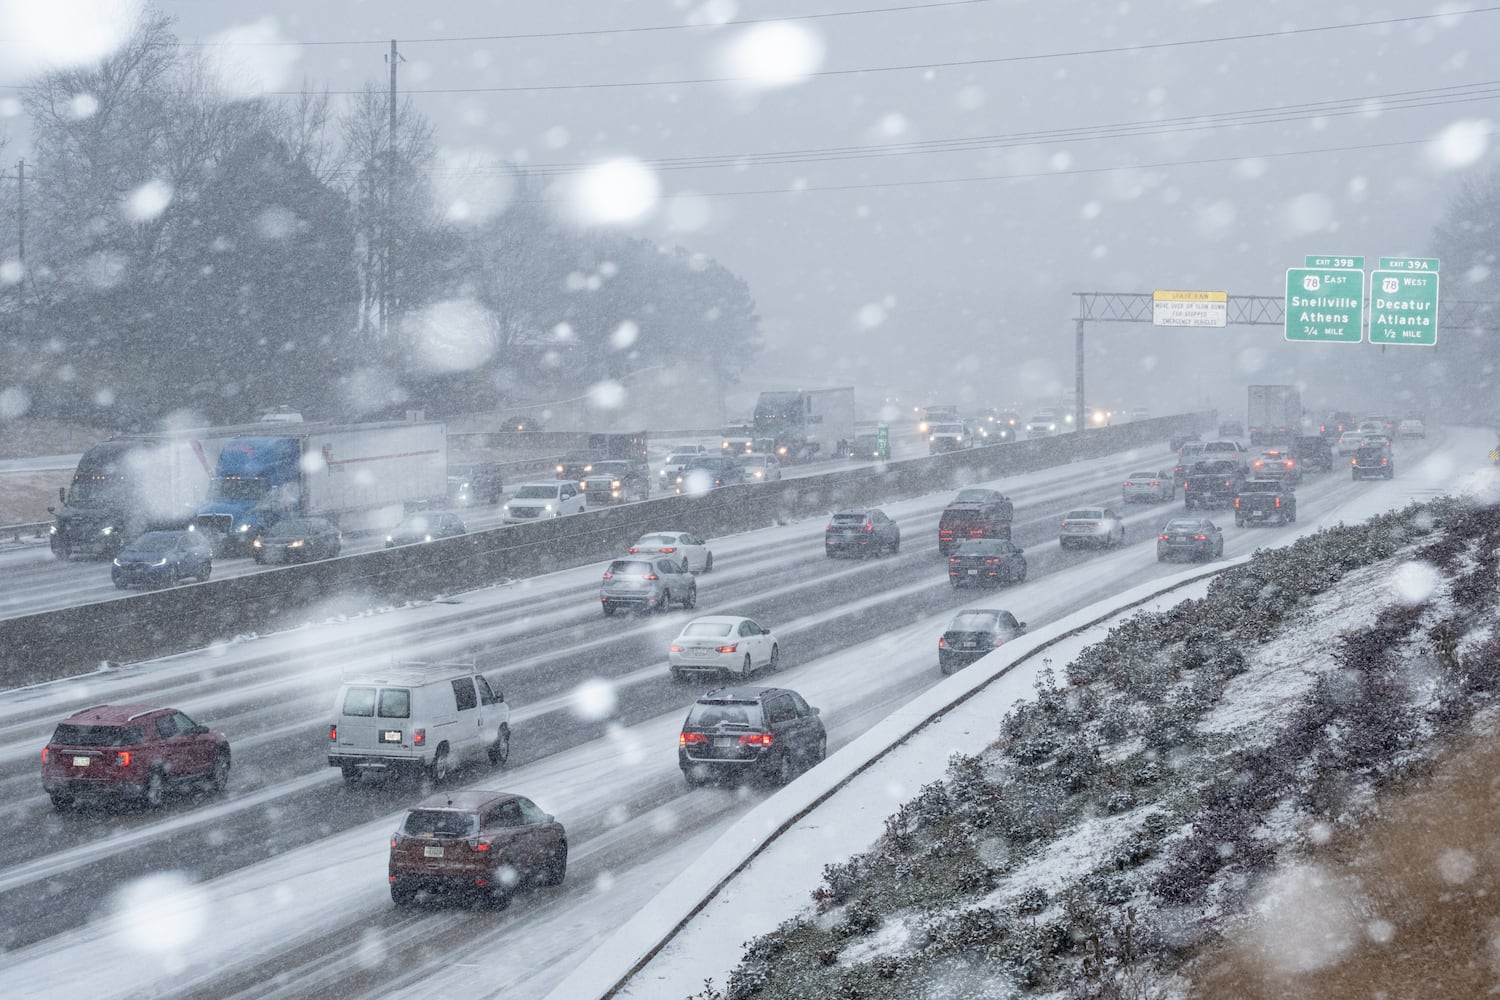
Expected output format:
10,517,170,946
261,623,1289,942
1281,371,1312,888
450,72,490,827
72,756,91,767
423,846,444,858
967,569,978,575
963,641,977,648
381,730,402,743
714,737,734,748
691,647,712,656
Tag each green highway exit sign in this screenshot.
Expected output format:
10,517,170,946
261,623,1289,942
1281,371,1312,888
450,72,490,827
1369,258,1439,346
1285,266,1364,343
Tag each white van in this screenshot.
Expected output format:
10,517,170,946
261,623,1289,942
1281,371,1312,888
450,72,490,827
328,661,510,785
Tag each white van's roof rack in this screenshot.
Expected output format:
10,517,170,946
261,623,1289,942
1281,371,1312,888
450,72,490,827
395,658,477,672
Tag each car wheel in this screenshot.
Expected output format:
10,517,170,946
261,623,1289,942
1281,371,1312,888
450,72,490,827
671,666,689,683
487,726,510,767
49,792,73,810
742,653,753,677
341,764,361,786
704,552,714,573
939,658,956,676
602,603,616,617
1015,561,1028,583
542,842,568,886
210,749,231,794
683,768,706,788
684,584,697,610
680,558,691,574
815,734,828,764
390,880,417,907
198,562,212,583
657,590,671,614
113,579,129,590
1352,470,1359,481
768,644,780,672
252,553,265,565
1235,518,1244,528
889,534,900,554
774,753,796,786
426,748,451,785
143,770,165,809
1156,554,1166,563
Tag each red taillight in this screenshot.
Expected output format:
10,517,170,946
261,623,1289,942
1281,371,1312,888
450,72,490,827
864,523,874,532
413,729,426,746
984,557,1001,564
658,546,677,553
680,732,708,746
602,572,613,579
948,556,960,564
1352,457,1358,466
390,838,397,850
329,725,337,742
939,529,954,540
938,636,948,648
670,644,684,652
1158,534,1169,540
627,547,640,554
824,523,833,531
1193,534,1207,540
1060,521,1069,528
1150,480,1160,487
1234,497,1241,508
644,573,658,581
1274,497,1282,508
1123,480,1133,487
969,527,983,537
115,751,131,768
716,643,738,653
738,733,773,746
41,747,49,763
1381,458,1389,466
470,840,492,852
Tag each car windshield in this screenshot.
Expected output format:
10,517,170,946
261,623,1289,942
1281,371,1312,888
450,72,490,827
948,612,1002,631
591,462,631,475
666,454,697,464
1126,472,1156,480
516,485,560,499
743,456,767,466
687,701,757,729
1240,481,1279,492
1165,520,1204,532
954,542,1002,556
635,534,678,547
1065,510,1102,520
954,489,993,503
270,519,323,537
831,513,868,524
396,516,433,532
402,810,479,839
608,561,653,576
931,423,964,433
128,534,179,552
681,621,734,638
51,723,144,746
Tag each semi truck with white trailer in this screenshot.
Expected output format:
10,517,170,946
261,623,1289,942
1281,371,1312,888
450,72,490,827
194,421,448,553
752,388,856,464
1247,385,1303,446
47,425,268,559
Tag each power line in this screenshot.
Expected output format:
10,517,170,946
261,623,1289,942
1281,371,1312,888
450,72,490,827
171,0,990,46
646,133,1491,201
4,6,1492,95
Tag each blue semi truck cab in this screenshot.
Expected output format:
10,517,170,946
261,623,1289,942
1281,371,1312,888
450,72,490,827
195,436,306,552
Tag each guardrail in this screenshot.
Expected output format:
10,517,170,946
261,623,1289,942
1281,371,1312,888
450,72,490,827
1,521,49,544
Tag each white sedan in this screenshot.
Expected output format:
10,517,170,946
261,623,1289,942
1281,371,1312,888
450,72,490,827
1121,470,1176,503
669,616,779,682
628,531,714,573
1334,430,1366,456
741,453,783,482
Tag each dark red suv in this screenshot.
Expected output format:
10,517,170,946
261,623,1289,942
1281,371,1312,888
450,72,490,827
41,705,231,810
388,790,567,908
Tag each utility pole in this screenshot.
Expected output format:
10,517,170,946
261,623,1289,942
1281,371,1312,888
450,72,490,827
382,39,400,340
14,159,23,343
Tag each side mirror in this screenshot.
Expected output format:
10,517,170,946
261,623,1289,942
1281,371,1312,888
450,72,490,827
811,706,821,716
762,627,771,635
1018,622,1028,630
189,725,209,735
58,487,66,504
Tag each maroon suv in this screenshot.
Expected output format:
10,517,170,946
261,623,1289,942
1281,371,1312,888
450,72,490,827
389,790,568,908
41,705,231,810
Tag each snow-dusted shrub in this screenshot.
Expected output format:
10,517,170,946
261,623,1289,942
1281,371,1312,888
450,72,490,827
831,898,880,939
911,780,952,828
1015,884,1049,914
1105,789,1137,814
812,859,862,909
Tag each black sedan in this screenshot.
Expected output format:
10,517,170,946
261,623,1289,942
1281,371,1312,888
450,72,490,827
1156,517,1224,562
385,511,467,548
111,530,214,588
825,508,901,558
946,539,1027,588
938,609,1027,674
252,517,342,564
